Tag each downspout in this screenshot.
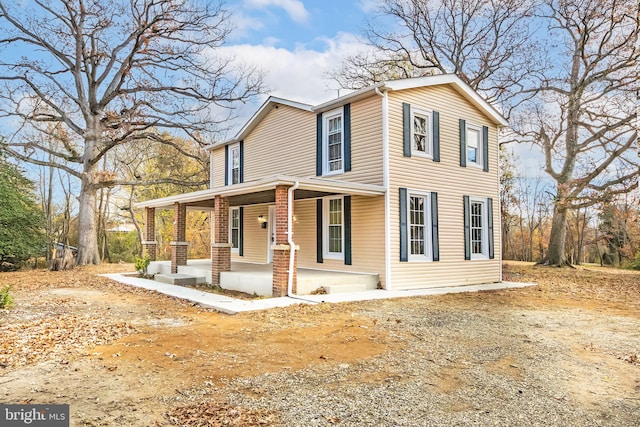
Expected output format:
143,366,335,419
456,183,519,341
284,182,317,303
375,87,391,290
497,130,503,282
286,181,302,297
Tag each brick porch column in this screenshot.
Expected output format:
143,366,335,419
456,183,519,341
211,195,231,285
142,207,157,261
272,185,297,296
170,202,188,274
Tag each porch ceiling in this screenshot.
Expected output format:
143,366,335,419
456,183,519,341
136,175,385,210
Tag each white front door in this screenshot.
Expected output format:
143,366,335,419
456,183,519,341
267,205,276,263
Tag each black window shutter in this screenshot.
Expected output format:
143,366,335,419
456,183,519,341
316,199,323,263
239,140,244,183
344,196,352,265
487,197,495,259
403,103,411,157
431,192,439,261
224,145,229,185
399,188,408,262
344,104,351,172
316,113,323,176
238,207,244,257
459,119,467,167
432,111,440,162
463,195,471,260
482,126,489,172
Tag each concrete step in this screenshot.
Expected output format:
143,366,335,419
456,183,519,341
178,265,212,284
155,273,206,286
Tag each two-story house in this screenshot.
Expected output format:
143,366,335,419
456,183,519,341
138,74,508,297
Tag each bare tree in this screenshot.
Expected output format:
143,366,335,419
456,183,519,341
332,0,539,115
0,0,262,265
515,0,639,266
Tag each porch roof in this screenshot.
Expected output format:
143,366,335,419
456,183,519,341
135,175,386,210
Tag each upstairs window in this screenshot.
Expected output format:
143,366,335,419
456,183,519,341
412,109,432,157
459,120,489,171
466,124,481,167
403,103,440,161
228,143,241,185
324,109,344,175
316,104,351,176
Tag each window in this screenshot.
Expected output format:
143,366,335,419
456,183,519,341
323,108,343,175
228,143,240,185
466,124,482,167
230,207,240,252
323,196,343,259
469,198,488,258
408,193,432,261
400,188,439,262
412,110,432,157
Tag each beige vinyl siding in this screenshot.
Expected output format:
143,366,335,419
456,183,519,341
212,97,384,187
244,105,316,180
231,205,269,264
387,85,500,289
338,95,384,185
211,147,226,188
293,196,386,287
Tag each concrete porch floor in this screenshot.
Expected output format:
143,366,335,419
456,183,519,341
147,259,380,296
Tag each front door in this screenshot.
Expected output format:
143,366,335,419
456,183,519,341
267,205,276,263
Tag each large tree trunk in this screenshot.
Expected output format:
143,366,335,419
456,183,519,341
76,182,101,265
76,132,101,266
544,202,570,266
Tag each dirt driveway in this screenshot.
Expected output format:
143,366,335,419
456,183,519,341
1,262,639,426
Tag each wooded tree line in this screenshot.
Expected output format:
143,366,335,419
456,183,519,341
0,0,637,268
500,147,640,267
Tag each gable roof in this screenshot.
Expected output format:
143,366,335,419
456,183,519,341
208,74,508,150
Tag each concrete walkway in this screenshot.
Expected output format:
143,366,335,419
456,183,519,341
102,273,536,315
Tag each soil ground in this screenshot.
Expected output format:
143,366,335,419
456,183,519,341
1,262,639,426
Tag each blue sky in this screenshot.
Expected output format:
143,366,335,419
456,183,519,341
222,0,377,104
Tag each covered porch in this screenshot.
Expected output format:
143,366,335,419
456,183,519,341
137,175,385,297
148,259,379,295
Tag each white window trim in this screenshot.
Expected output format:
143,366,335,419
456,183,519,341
230,207,240,254
410,108,433,158
469,197,489,260
323,195,344,260
407,190,433,262
322,107,344,176
227,142,240,185
466,123,483,169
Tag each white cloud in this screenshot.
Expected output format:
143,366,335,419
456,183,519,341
228,10,266,41
219,32,369,105
243,0,309,23
358,0,380,13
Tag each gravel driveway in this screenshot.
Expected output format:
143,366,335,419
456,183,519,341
1,262,639,426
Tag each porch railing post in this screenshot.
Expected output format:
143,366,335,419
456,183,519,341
272,185,297,296
142,207,157,261
170,202,188,274
211,195,231,285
